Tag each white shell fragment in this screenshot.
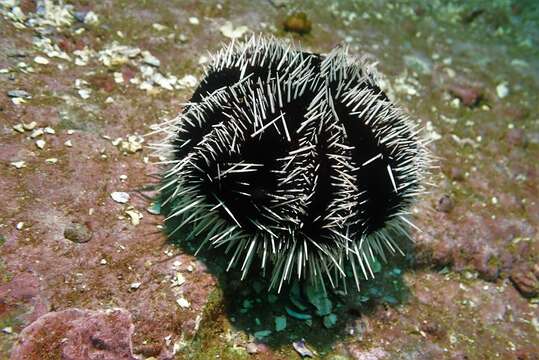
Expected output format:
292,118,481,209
110,191,130,204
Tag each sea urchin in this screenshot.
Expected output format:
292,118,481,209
153,36,429,292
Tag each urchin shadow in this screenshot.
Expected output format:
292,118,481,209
163,213,414,353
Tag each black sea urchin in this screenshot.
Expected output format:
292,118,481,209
153,36,429,292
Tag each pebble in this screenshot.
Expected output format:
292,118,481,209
30,128,44,138
16,222,24,230
11,161,26,169
496,82,509,99
7,89,31,98
45,158,58,164
219,22,249,39
34,56,50,65
177,75,197,88
245,343,258,354
100,259,108,265
142,50,160,67
44,127,55,134
64,140,73,147
283,12,312,34
176,297,190,309
125,209,142,225
12,124,25,133
1,327,13,335
23,122,37,131
64,222,92,243
35,139,46,149
436,195,454,213
130,282,141,290
188,17,199,25
78,89,91,99
111,192,130,204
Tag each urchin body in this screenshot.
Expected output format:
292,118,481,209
154,36,429,292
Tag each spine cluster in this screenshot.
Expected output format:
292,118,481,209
152,36,430,292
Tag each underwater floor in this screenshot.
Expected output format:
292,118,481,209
0,0,538,359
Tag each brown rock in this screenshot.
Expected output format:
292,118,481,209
436,194,454,213
283,12,312,35
64,222,92,243
510,265,539,298
10,308,136,360
448,84,482,107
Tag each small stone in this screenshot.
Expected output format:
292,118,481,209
219,22,249,39
2,327,13,334
496,82,509,99
177,75,197,88
100,259,108,265
119,174,128,181
171,273,186,287
31,128,44,138
44,127,55,134
7,89,31,98
436,194,454,213
125,209,142,225
130,282,141,290
177,297,190,309
13,124,25,133
16,222,24,230
188,17,199,25
283,12,312,35
35,139,46,149
142,51,160,67
67,129,75,135
448,84,481,107
64,222,92,243
23,121,37,131
64,140,73,147
152,23,167,31
292,339,314,358
111,192,130,204
45,158,58,164
78,89,91,99
11,161,26,169
34,56,50,65
511,266,539,298
245,343,258,354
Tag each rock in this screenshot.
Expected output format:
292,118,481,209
283,12,312,35
510,265,539,298
436,194,454,213
10,308,136,360
64,222,92,243
447,84,481,107
7,90,31,98
245,342,258,354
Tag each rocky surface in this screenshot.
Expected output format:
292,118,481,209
0,0,537,359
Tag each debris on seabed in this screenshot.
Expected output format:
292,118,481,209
496,82,509,98
176,297,190,309
11,161,26,169
110,191,130,204
292,339,314,358
35,139,46,149
130,282,141,290
125,209,143,225
219,21,249,39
